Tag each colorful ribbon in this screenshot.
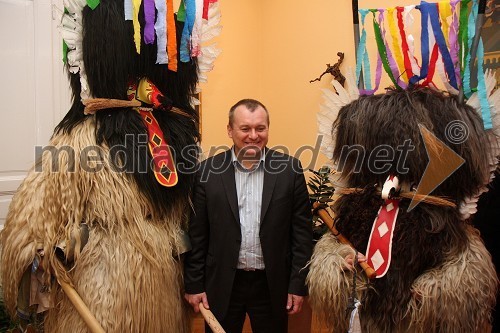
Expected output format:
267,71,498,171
428,2,458,89
143,0,155,44
372,9,400,88
167,0,178,71
379,9,407,88
449,0,461,85
154,0,168,64
202,0,210,20
356,9,383,95
124,0,133,20
409,2,432,85
132,0,142,53
404,6,421,78
86,0,100,10
191,0,204,57
458,0,471,77
387,8,405,76
438,1,452,46
356,9,371,89
466,0,492,129
396,6,415,81
180,0,196,62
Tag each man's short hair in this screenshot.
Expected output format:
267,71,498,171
228,99,270,126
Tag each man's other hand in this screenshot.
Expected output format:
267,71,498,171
184,292,209,313
286,294,304,315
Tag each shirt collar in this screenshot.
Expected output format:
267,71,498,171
231,147,266,169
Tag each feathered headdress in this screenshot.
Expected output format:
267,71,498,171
59,0,221,101
316,0,499,218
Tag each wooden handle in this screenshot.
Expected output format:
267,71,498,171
199,303,226,333
59,279,106,333
313,203,376,279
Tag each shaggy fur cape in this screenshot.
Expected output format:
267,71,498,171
307,88,498,333
1,0,200,331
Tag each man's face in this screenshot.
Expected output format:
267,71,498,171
227,105,269,159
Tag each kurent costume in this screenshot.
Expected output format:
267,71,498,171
0,0,221,332
307,82,499,332
307,1,499,332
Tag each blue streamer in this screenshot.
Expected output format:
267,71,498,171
476,29,492,129
461,0,492,129
180,0,196,62
428,4,458,89
410,1,431,85
356,9,371,89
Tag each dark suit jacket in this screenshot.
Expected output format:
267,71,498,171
184,149,313,320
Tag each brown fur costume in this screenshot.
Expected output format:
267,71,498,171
0,0,220,331
2,118,191,332
307,88,498,332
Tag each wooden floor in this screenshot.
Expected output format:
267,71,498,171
190,300,330,333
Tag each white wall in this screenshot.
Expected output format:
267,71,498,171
0,0,70,228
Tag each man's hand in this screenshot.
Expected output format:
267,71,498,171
286,294,304,315
345,252,367,271
184,292,209,313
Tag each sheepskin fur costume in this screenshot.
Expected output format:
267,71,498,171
0,0,218,331
307,88,498,333
2,117,192,332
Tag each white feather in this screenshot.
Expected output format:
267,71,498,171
207,2,220,20
196,1,222,88
345,69,360,100
202,26,223,41
489,88,500,138
321,88,346,111
198,73,208,83
466,70,497,109
316,68,360,163
331,80,350,104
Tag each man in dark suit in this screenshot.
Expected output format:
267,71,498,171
184,99,313,333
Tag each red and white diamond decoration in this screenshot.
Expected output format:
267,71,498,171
365,198,400,278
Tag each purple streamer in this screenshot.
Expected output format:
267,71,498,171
144,0,156,44
449,0,461,86
360,11,384,95
360,52,383,95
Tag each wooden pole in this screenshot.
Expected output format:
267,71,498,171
199,303,226,333
58,279,106,333
313,202,376,279
352,0,364,89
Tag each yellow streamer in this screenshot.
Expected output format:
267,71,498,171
439,0,452,47
387,8,405,76
133,0,142,54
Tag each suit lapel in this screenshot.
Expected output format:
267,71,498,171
220,150,240,223
260,150,277,222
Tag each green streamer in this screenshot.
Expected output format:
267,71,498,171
371,9,399,88
63,40,68,64
458,0,470,77
86,0,100,10
177,0,186,22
